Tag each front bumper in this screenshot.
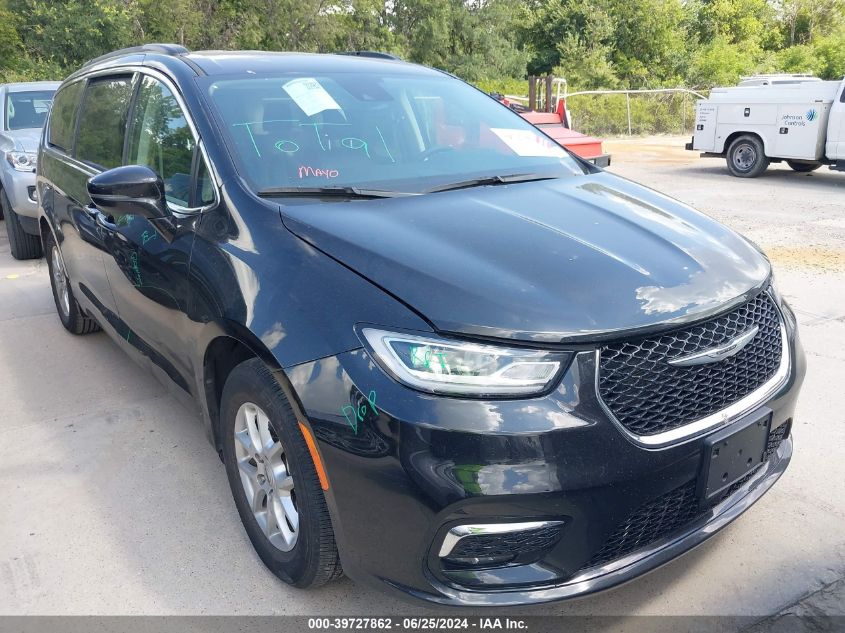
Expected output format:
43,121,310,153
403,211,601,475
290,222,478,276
287,318,805,606
1,164,39,223
588,153,611,168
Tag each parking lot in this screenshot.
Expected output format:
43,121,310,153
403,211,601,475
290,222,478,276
1,136,843,620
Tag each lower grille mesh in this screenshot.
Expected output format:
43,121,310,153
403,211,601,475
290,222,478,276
584,481,700,569
582,422,790,570
765,421,789,460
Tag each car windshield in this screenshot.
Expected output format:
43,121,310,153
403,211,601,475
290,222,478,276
5,90,54,131
201,71,586,194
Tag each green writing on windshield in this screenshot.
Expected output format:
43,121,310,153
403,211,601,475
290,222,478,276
232,118,391,163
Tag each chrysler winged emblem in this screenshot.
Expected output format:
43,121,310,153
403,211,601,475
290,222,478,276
668,325,759,367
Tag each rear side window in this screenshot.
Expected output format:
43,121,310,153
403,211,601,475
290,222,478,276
48,81,84,151
75,76,134,169
127,76,196,207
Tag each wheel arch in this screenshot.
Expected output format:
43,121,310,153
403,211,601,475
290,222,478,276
722,131,768,156
39,215,55,249
198,321,309,456
37,191,64,252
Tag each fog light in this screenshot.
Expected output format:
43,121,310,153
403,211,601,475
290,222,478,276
439,521,564,569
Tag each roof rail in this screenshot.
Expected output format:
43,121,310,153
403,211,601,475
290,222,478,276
82,43,189,68
740,73,817,80
338,51,401,61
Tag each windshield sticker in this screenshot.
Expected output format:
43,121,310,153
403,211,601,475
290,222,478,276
283,78,342,117
491,128,566,157
299,166,339,179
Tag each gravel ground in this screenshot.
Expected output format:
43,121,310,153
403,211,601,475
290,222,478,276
0,135,843,622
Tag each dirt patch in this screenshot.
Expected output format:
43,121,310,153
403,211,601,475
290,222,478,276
604,135,699,164
765,245,845,272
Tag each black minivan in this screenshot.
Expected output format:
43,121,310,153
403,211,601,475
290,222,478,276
37,44,805,606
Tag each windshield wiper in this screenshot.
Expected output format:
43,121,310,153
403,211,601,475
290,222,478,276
424,173,559,194
257,186,417,199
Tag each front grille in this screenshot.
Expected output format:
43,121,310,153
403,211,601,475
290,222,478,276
583,420,790,570
599,291,783,437
445,525,563,562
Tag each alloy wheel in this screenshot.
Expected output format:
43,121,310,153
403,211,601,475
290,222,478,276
51,245,70,317
233,402,299,551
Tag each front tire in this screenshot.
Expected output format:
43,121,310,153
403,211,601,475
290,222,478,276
221,358,342,588
727,135,769,178
43,230,100,334
786,160,821,173
2,189,42,260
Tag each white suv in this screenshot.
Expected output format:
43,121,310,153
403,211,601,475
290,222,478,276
0,81,59,259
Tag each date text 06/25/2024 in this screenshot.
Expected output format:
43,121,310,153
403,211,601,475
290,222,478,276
307,617,529,630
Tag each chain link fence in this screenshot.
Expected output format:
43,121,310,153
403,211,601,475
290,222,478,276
564,89,707,137
501,84,709,137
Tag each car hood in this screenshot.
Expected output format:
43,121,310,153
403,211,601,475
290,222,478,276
279,172,770,343
0,128,41,153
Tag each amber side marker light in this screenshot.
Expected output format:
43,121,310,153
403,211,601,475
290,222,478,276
299,422,329,490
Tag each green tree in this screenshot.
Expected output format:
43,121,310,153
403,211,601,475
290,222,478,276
0,4,27,81
135,0,203,47
693,0,776,49
330,0,401,54
776,0,843,46
688,35,758,87
9,0,138,69
444,0,528,81
606,0,688,87
520,0,615,77
813,29,845,80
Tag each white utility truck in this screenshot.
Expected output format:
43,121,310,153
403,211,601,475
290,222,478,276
686,76,845,177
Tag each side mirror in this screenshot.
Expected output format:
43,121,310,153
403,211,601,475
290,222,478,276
87,165,169,220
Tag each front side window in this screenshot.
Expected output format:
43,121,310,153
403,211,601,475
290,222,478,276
76,76,134,169
48,82,84,151
195,160,215,206
127,76,196,207
202,72,585,195
5,90,54,131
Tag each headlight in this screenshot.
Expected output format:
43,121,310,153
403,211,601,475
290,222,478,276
5,151,37,172
768,272,797,331
361,328,570,396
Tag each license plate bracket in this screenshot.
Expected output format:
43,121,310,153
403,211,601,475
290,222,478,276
698,408,771,504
